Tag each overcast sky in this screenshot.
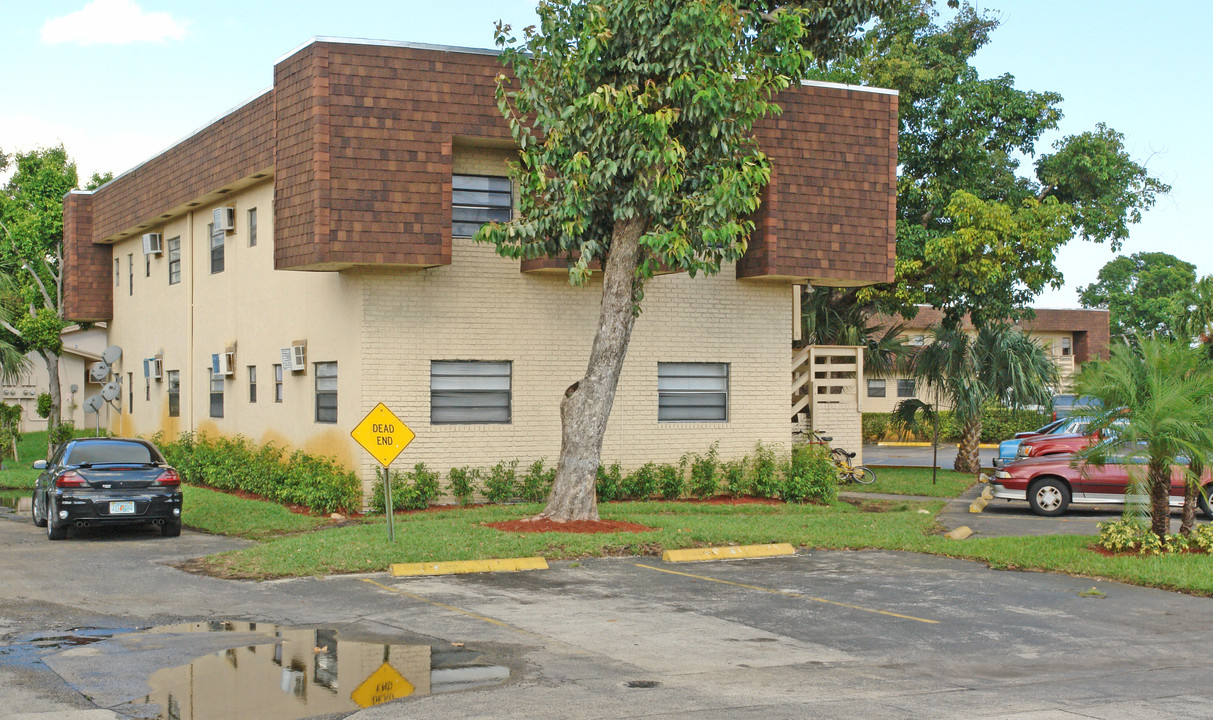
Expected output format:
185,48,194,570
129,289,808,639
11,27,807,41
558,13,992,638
2,1,1207,308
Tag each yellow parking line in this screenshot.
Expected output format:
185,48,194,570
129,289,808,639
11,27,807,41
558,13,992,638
634,563,939,625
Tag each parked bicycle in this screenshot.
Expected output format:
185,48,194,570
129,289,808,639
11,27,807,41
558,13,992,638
808,430,876,485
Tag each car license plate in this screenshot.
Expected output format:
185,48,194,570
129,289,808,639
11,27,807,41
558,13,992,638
110,501,135,515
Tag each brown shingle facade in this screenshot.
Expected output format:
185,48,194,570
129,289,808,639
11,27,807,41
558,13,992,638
63,38,897,321
888,306,1111,364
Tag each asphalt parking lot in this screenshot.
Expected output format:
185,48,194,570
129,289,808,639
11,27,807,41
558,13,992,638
3,506,1213,719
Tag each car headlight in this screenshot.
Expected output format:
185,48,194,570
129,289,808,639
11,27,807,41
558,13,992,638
994,470,1011,480
1016,446,1031,458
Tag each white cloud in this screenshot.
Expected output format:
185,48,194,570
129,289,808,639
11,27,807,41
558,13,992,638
41,0,189,46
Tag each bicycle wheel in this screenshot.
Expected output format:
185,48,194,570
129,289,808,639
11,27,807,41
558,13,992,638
850,466,876,484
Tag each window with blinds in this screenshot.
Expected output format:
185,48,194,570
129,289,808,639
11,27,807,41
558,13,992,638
430,361,511,424
315,362,338,424
657,362,728,422
452,175,512,237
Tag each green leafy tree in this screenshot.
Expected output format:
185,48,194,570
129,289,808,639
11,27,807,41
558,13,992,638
1078,252,1197,344
0,146,102,456
1073,339,1213,541
481,0,881,521
809,1,1169,328
908,324,1057,473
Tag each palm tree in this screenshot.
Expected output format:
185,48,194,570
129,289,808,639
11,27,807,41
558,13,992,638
1073,338,1213,540
1170,275,1213,358
799,286,911,378
909,324,1058,474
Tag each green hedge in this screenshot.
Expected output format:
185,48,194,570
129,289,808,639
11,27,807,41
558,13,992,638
864,406,1050,443
151,432,361,514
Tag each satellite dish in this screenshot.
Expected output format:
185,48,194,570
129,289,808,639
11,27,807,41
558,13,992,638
83,395,104,414
102,345,122,365
89,362,110,383
101,381,121,402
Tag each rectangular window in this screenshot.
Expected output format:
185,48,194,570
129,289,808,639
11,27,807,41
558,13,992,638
210,222,225,274
167,237,181,285
867,379,886,398
451,175,512,237
430,360,511,424
274,364,283,403
167,370,180,417
315,362,337,424
1061,337,1072,356
128,254,133,296
897,378,916,397
127,372,133,412
248,365,257,403
115,258,120,287
145,254,151,278
657,362,728,422
248,208,257,246
209,372,223,418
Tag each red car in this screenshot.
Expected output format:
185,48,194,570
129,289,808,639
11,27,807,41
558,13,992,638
1015,419,1125,460
992,452,1213,517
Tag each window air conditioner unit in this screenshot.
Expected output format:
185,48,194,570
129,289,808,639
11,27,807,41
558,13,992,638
141,233,163,255
213,207,236,232
211,351,235,377
280,342,307,373
143,357,163,380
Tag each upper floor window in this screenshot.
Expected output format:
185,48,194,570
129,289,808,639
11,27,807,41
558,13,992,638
452,175,511,237
657,362,728,422
167,237,182,285
274,363,284,403
248,208,258,247
210,222,225,274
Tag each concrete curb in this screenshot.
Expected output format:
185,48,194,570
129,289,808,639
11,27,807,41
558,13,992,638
662,543,796,563
390,557,548,577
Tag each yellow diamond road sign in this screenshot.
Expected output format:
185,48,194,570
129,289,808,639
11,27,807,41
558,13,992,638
350,662,414,708
351,403,415,466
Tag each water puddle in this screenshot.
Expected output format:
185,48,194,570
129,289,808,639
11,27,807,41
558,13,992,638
0,627,129,668
0,490,31,514
126,622,511,719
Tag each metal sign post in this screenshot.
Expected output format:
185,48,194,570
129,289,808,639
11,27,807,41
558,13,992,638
351,403,416,541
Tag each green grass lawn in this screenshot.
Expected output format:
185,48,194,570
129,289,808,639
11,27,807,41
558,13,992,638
0,429,99,489
843,466,977,498
182,485,331,539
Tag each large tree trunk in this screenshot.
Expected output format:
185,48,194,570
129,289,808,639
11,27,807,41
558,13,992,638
538,218,646,522
1148,458,1171,541
41,350,61,459
953,414,982,474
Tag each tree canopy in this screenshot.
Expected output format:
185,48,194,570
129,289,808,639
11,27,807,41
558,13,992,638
808,0,1169,328
481,0,884,521
1077,251,1197,344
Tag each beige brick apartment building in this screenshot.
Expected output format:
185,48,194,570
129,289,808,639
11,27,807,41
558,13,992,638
61,38,898,495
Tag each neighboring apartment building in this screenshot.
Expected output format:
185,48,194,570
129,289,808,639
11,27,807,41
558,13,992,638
61,38,898,496
1,325,109,433
862,306,1111,414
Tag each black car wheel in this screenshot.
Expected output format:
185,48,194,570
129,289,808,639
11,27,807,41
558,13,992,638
47,517,67,541
1028,477,1071,517
162,519,182,538
1199,487,1212,520
31,491,47,528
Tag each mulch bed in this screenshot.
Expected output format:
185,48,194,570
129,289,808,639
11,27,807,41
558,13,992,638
487,518,656,534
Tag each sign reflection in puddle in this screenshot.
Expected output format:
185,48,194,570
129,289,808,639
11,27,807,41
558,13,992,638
134,622,509,719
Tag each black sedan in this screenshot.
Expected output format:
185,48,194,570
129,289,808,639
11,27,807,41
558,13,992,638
31,437,183,540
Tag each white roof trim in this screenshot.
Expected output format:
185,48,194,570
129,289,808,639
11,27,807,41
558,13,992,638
276,36,502,66
800,78,898,96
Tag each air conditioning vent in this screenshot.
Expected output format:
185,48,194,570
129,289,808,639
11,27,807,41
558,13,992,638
141,233,163,255
143,357,163,380
280,341,307,372
213,207,236,232
211,351,235,377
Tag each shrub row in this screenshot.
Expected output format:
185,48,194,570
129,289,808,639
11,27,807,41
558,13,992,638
151,432,361,514
863,406,1050,443
371,441,837,512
